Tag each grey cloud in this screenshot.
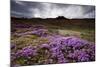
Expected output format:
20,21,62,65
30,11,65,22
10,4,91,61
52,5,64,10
11,1,95,19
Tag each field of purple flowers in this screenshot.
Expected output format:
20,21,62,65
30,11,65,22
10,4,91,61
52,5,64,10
11,19,95,66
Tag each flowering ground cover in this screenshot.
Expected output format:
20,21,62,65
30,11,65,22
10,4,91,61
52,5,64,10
11,19,95,66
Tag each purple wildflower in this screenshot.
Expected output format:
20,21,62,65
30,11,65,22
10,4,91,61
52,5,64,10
11,36,95,65
15,46,37,58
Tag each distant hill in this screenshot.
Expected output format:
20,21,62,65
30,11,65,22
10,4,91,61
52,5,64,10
11,16,95,29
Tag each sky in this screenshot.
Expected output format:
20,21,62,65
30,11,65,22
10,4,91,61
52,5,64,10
11,0,95,19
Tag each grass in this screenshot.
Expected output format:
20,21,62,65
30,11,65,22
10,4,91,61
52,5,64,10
11,19,95,43
11,18,95,66
11,18,95,47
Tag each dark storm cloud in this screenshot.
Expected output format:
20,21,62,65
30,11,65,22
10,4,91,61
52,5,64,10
11,0,95,19
11,0,45,18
